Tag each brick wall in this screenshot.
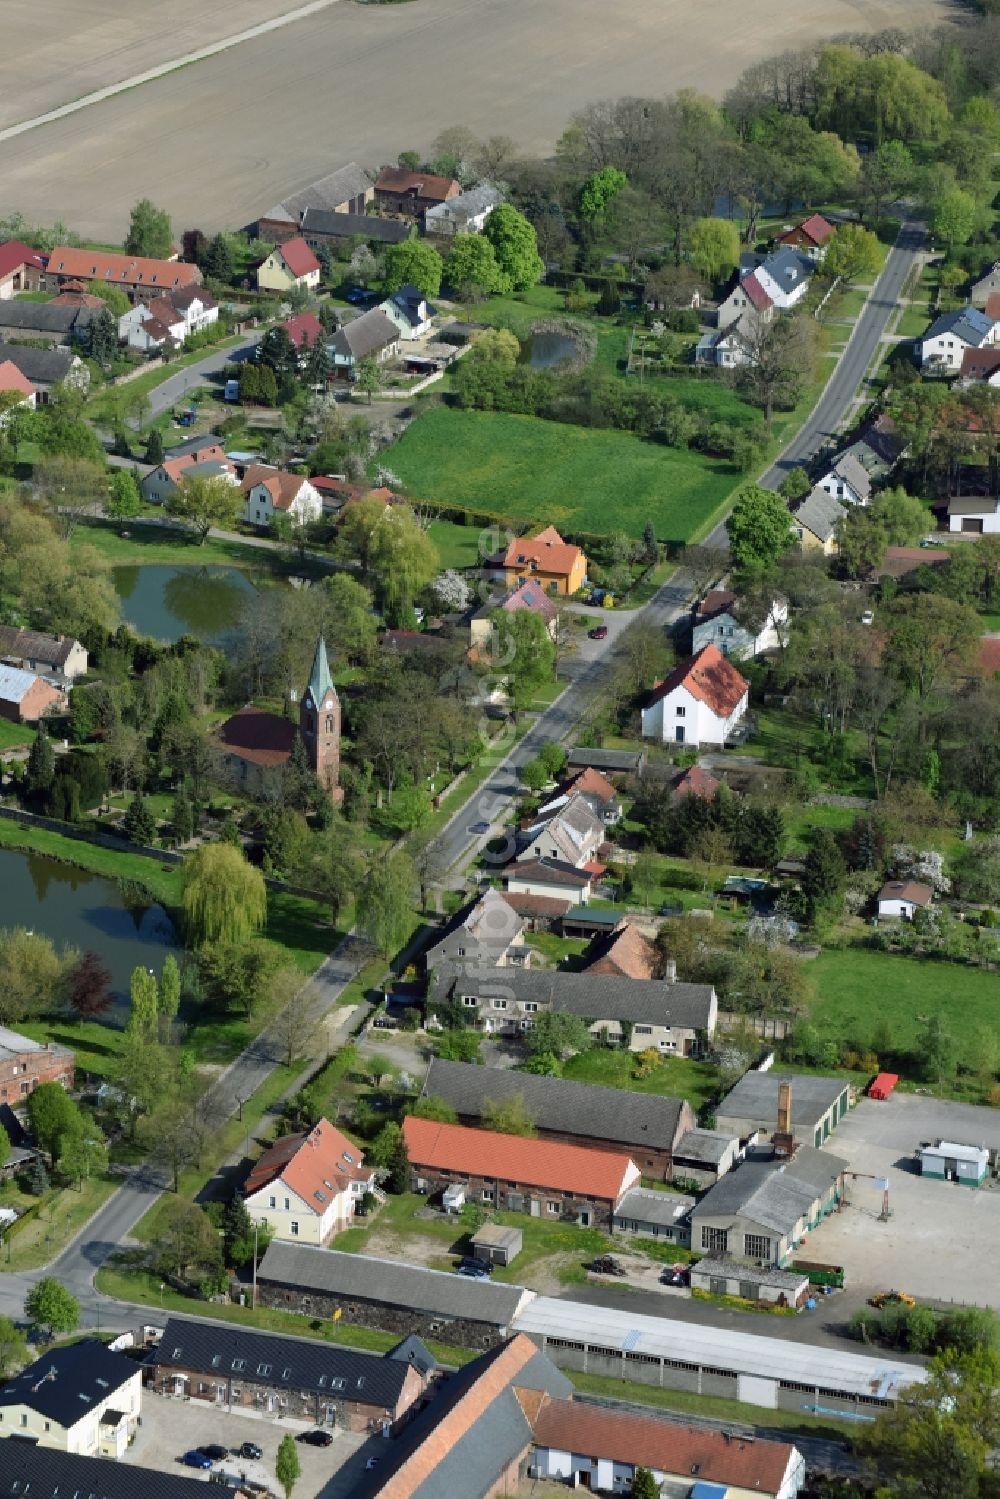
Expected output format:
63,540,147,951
257,1281,509,1351
152,1361,424,1434
410,1164,615,1229
0,1045,74,1104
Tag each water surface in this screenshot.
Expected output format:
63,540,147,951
113,564,256,644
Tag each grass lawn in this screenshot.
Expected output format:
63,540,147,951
4,1174,121,1271
559,1048,719,1114
472,284,581,336
71,519,312,577
386,407,739,543
94,1266,476,1366
809,947,1000,1076
568,1373,859,1442
0,720,36,751
979,610,1000,632
19,1017,129,1080
426,518,488,570
84,338,243,425
895,307,930,339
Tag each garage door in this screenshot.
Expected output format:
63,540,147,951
737,1374,777,1407
962,518,984,533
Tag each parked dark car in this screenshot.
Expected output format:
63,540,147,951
235,1442,263,1461
180,1452,213,1470
457,1255,492,1279
588,625,609,640
199,1446,229,1462
297,1430,334,1447
591,1254,626,1276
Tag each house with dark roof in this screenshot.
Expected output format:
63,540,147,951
0,300,96,346
817,450,873,507
792,487,846,555
300,207,411,249
379,284,435,341
641,643,749,747
503,857,594,906
427,964,717,1052
922,305,998,373
566,746,647,774
374,168,461,218
0,627,87,684
0,341,88,398
420,1057,696,1180
752,247,815,309
692,588,787,660
151,1316,427,1432
0,1341,141,1456
690,1143,847,1268
531,1397,804,1498
959,345,1000,384
877,878,934,920
403,1115,640,1227
257,1241,534,1347
715,1072,850,1146
352,1334,572,1499
425,182,503,237
330,308,400,373
0,665,65,724
255,162,374,240
670,1127,741,1186
775,212,835,260
242,1118,375,1243
424,889,529,973
948,494,1000,534
0,1444,228,1499
694,309,757,367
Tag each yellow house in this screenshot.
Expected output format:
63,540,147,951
256,235,321,292
792,488,845,556
0,1341,142,1458
500,525,587,596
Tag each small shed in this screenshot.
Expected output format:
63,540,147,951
868,1072,899,1101
690,1257,810,1307
918,1140,989,1187
470,1224,523,1266
612,1187,694,1244
559,905,621,940
442,1181,467,1212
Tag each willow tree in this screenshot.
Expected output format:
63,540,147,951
182,844,267,948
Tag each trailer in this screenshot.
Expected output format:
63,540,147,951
790,1258,845,1289
868,1072,899,1101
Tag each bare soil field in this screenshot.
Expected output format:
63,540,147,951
1,0,956,240
0,0,317,130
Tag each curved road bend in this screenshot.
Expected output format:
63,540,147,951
0,224,921,1322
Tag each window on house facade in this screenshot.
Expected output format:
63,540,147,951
461,996,478,1007
492,999,507,1010
547,1201,560,1214
634,1025,652,1035
524,1002,538,1013
676,706,685,716
481,1188,494,1202
290,1222,299,1236
744,1233,771,1260
701,1226,728,1253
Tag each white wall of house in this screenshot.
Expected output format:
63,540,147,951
641,681,748,747
245,1180,354,1245
534,1446,803,1499
922,332,984,372
243,477,323,528
878,896,923,920
693,605,786,660
754,266,810,310
505,874,591,903
379,299,432,341
818,472,866,506
0,1371,141,1455
949,506,1000,534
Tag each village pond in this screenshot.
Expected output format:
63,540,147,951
112,563,257,644
0,847,177,1013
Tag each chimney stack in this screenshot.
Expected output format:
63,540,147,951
772,1081,795,1158
663,958,677,984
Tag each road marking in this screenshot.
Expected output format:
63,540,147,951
0,0,342,143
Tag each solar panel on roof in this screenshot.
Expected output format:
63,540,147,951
622,1329,641,1352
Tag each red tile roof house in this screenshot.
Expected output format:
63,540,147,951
775,212,835,261
641,643,750,747
530,1398,804,1499
0,240,45,298
280,310,324,354
671,764,722,803
140,447,235,505
44,246,202,301
242,1118,376,1244
256,235,322,292
374,167,461,218
0,665,65,724
0,359,38,412
470,577,559,650
585,919,660,981
241,464,323,528
402,1115,640,1229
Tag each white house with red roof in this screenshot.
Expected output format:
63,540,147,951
642,644,749,747
0,240,45,299
256,236,321,292
241,464,323,527
121,286,218,353
243,1118,376,1244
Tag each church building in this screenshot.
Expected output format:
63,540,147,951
213,637,342,803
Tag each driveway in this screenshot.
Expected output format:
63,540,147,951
128,1388,369,1499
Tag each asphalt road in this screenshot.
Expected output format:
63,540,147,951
146,333,263,419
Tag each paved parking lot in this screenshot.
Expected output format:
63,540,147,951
798,1095,1000,1308
127,1392,378,1499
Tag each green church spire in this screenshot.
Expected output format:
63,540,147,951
306,635,335,705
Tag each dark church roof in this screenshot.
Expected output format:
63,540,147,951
304,634,336,709
214,705,297,767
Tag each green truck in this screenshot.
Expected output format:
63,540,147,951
791,1259,845,1289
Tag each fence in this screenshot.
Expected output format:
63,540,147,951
718,1011,792,1042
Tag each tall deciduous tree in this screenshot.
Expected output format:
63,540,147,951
127,965,159,1039
165,473,242,542
356,851,417,957
26,1082,81,1165
125,198,173,259
689,217,740,284
726,484,795,574
67,951,112,1018
382,239,444,297
578,166,628,221
182,844,267,948
106,469,142,526
24,1279,79,1342
733,314,818,434
824,224,882,283
483,205,544,290
443,233,509,296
